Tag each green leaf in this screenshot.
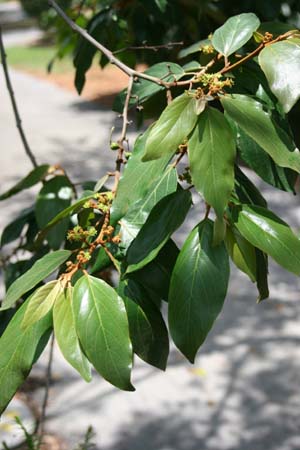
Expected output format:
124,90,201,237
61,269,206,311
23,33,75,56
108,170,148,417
1,207,34,247
236,127,297,193
234,166,268,207
0,298,52,414
212,13,260,56
129,239,179,301
154,0,168,12
111,129,171,223
225,227,256,282
1,250,71,311
255,249,269,302
258,39,300,113
188,107,236,219
142,93,198,161
36,192,98,246
21,281,63,330
169,220,229,362
234,205,300,275
90,246,111,274
0,165,49,201
120,167,177,249
73,275,134,391
35,176,73,249
119,280,169,370
126,189,192,274
53,286,92,382
113,63,184,113
178,39,211,59
221,94,300,172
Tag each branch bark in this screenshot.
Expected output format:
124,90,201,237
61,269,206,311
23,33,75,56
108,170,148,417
0,26,38,168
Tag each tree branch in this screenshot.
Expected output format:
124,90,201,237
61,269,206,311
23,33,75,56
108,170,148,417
0,26,38,168
48,0,194,89
112,75,134,193
113,41,184,54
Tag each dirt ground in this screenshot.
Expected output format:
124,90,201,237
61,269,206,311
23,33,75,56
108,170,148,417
24,63,147,107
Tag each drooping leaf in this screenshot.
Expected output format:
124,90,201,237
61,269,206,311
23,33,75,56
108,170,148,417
120,167,177,249
212,13,260,56
53,285,92,382
234,166,268,207
21,281,63,330
35,176,73,249
225,226,256,282
235,127,297,193
73,275,134,391
1,207,35,247
130,239,179,301
234,205,300,275
255,249,269,302
142,93,198,161
259,38,300,113
0,165,49,201
169,220,229,362
1,250,71,311
221,94,300,172
90,246,112,274
111,129,172,223
188,107,236,219
0,298,52,414
126,189,192,274
119,279,169,370
113,62,185,113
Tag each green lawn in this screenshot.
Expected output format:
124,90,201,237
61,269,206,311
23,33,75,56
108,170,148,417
5,44,74,73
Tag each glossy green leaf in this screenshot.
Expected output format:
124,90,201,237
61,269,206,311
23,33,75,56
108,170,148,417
35,176,73,249
0,298,52,414
212,13,260,56
189,107,236,219
235,127,297,193
169,220,229,362
221,94,300,172
111,129,172,223
142,93,198,161
126,189,192,273
130,239,179,301
1,250,71,311
259,39,300,113
119,280,169,370
73,275,134,391
113,62,184,113
0,165,49,201
225,227,256,282
22,281,63,330
234,166,268,207
234,205,300,275
53,286,92,382
90,246,112,274
120,167,177,249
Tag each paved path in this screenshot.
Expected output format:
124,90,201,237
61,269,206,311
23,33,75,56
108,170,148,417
1,65,300,450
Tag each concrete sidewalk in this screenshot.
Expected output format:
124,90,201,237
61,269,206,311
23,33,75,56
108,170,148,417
1,66,300,450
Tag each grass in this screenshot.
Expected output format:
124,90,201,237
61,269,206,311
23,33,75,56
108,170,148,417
5,44,74,73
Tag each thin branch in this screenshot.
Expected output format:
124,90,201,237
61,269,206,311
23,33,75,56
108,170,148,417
48,0,194,89
112,75,134,193
38,333,55,440
0,26,38,168
113,41,184,54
